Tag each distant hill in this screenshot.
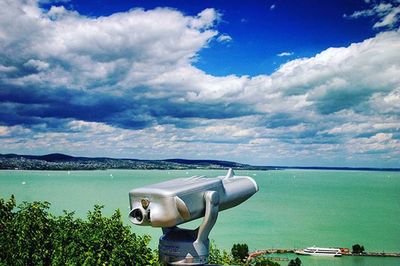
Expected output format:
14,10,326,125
0,153,398,171
0,153,265,170
28,153,76,162
164,158,243,168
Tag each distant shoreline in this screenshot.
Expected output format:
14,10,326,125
1,153,399,172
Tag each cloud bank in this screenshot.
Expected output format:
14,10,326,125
1,0,399,167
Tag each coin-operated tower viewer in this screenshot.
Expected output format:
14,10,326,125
129,169,258,265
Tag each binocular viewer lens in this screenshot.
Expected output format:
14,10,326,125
131,208,143,222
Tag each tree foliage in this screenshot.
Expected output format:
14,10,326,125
0,195,158,265
209,241,280,266
288,257,302,266
1,196,287,266
352,244,365,254
208,240,235,265
231,243,249,263
250,256,280,266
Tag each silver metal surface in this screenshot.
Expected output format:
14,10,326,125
128,168,258,265
129,169,258,227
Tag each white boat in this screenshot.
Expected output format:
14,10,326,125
295,247,342,257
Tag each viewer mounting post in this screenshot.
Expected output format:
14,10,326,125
128,168,258,265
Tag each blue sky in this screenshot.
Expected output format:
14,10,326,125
1,0,400,167
54,0,379,76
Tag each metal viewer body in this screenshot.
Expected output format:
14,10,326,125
129,169,258,265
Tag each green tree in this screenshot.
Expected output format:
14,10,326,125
250,256,280,266
0,196,158,266
208,240,234,265
352,244,365,254
0,195,17,263
231,243,249,263
7,200,54,265
288,257,302,266
3,195,282,266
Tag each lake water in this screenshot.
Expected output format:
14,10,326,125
1,169,399,265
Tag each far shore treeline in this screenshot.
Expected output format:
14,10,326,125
1,153,399,172
0,195,283,266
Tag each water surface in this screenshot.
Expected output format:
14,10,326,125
1,169,399,265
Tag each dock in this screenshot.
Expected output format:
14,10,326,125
247,248,400,262
343,252,400,257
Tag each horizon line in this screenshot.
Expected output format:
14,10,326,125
1,152,399,171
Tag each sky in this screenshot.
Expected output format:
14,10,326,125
0,0,399,167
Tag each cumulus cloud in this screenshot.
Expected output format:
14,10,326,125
1,0,400,166
0,0,219,89
345,0,400,29
0,0,224,126
268,31,400,115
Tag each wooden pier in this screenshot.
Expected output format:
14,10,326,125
343,252,400,257
247,248,400,263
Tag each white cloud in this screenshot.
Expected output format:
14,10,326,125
277,51,293,57
322,120,400,135
270,4,276,10
0,0,219,90
346,1,400,29
189,8,220,29
1,0,400,167
68,120,115,133
38,0,70,3
347,132,400,154
0,65,17,72
0,125,32,137
217,34,233,43
369,87,400,114
0,126,9,136
24,59,50,71
374,6,400,28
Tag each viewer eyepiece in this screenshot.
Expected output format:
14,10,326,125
132,208,143,222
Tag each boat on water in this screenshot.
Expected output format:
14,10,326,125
295,247,342,257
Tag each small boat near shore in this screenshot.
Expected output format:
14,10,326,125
295,247,342,257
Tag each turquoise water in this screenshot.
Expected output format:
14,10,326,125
1,169,399,265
